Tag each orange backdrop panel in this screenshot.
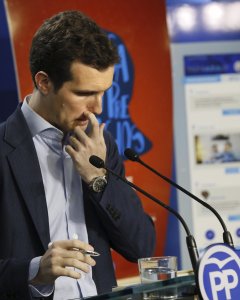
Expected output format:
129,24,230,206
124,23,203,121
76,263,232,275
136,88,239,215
6,0,173,278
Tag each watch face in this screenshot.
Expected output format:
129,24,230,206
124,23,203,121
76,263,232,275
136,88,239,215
92,176,107,192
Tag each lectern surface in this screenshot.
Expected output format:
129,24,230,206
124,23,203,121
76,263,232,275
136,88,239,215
67,275,197,300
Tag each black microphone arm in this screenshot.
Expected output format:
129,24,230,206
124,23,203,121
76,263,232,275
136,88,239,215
124,148,234,248
89,155,199,275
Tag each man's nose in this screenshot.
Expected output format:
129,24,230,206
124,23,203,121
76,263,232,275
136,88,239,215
88,93,103,114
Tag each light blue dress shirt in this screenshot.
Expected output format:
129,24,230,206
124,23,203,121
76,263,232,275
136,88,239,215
21,97,97,299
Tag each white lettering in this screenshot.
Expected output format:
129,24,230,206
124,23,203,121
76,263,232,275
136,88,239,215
223,269,238,299
209,269,238,300
210,271,225,300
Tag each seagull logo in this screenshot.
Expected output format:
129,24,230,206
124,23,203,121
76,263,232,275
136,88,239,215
204,256,235,269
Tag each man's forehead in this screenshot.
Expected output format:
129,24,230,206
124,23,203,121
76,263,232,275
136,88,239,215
69,62,114,89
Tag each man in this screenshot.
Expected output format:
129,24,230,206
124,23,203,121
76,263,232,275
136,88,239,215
0,10,155,300
221,141,236,163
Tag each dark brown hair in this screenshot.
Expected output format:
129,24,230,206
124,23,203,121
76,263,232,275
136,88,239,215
30,10,119,91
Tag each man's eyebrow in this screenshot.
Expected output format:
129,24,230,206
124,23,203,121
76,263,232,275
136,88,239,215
73,90,97,95
73,85,112,95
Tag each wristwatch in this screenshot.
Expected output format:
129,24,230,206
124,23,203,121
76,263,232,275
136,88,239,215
88,175,108,193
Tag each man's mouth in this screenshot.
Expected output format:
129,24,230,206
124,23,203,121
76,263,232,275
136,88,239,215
75,118,89,126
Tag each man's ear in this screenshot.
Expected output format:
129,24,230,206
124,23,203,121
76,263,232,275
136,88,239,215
34,71,52,95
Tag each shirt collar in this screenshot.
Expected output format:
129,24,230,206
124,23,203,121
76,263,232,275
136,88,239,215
21,95,64,141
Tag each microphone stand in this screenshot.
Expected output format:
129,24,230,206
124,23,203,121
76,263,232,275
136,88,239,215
124,148,234,248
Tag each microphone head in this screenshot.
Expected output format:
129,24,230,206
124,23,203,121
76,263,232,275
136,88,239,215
124,148,139,161
89,155,105,168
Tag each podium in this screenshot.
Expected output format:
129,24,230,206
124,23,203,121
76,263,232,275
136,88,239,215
84,275,197,299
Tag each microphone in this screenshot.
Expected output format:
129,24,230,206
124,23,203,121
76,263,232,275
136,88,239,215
89,155,199,274
124,148,234,248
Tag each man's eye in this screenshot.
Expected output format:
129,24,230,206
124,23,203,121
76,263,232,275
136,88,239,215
74,91,95,96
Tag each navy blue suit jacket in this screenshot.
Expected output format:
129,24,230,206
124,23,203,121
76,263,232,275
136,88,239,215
0,106,156,299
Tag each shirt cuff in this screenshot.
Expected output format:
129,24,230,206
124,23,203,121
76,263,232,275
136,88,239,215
28,256,54,297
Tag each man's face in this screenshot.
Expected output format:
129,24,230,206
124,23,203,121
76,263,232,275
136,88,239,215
43,62,114,133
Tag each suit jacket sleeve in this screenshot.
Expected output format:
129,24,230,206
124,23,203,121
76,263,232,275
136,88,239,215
84,130,156,262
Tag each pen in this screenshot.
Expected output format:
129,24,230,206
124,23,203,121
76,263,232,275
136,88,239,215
79,249,100,256
72,233,100,257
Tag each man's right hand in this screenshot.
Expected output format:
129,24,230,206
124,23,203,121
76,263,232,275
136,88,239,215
29,240,96,285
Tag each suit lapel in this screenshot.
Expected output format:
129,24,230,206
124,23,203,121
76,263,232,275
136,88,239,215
4,106,50,250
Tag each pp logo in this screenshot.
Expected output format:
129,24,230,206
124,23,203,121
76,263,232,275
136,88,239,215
198,244,240,300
